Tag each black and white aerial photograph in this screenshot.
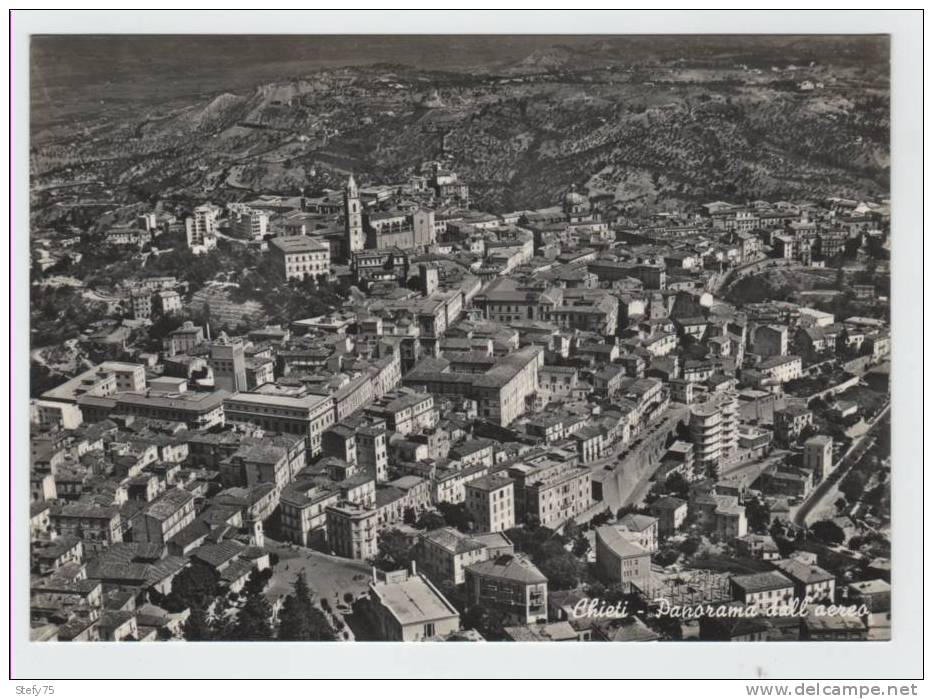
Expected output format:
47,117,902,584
11,8,926,686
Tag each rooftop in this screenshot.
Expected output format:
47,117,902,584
269,235,330,254
421,527,486,555
596,525,650,559
370,572,459,627
466,553,547,585
465,474,513,493
731,571,794,593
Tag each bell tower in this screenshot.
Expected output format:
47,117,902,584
344,174,364,255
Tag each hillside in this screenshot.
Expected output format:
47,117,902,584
30,36,889,224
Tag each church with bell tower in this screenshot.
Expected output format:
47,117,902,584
344,174,365,256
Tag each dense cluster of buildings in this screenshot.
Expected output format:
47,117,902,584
29,170,891,642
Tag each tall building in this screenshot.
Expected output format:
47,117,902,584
464,474,515,533
209,333,247,392
130,289,152,321
325,501,377,560
344,174,365,256
155,290,181,315
804,435,834,481
508,453,592,529
689,391,738,475
232,208,269,241
356,422,389,482
185,204,218,253
419,263,439,296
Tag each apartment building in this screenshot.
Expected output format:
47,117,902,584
508,454,592,529
464,553,548,624
774,558,836,603
730,571,795,613
134,488,196,546
689,391,738,474
757,355,803,385
595,524,651,592
279,482,340,547
417,527,490,586
464,474,515,533
325,501,378,560
364,390,437,436
231,207,269,240
49,503,123,553
185,204,219,253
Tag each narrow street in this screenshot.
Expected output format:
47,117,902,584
793,403,890,527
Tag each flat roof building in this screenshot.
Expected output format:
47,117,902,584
368,565,461,641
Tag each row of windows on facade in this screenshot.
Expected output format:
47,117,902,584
285,253,328,262
287,264,327,273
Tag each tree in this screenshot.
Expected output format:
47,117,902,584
678,537,701,557
810,520,845,546
840,470,868,503
534,542,588,590
505,523,555,559
182,605,213,641
663,472,691,500
278,571,336,641
436,502,474,532
30,362,64,399
372,529,414,572
744,497,771,533
590,510,612,528
460,604,510,640
165,564,220,613
243,568,273,597
769,521,798,558
798,425,819,443
414,510,445,531
571,533,590,558
228,570,274,641
654,548,680,567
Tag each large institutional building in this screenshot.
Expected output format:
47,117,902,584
404,345,543,427
269,235,331,281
